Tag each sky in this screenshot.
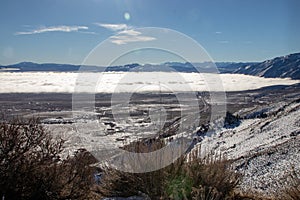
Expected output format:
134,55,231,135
0,0,300,65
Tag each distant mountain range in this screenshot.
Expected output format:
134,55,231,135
1,52,299,79
0,61,255,74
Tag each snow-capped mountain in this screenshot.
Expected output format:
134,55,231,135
234,53,300,79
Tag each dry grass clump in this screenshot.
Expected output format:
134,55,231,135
121,137,166,153
96,139,243,200
186,155,240,199
96,138,171,199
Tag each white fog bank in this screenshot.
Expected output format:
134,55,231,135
0,72,298,93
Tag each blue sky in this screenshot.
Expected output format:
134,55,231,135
0,0,299,65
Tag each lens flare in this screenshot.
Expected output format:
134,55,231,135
124,12,130,21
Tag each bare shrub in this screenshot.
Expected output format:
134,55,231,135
0,118,64,199
45,149,99,200
0,118,99,200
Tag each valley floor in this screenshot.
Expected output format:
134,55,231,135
0,83,299,198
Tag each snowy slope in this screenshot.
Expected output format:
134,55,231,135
192,100,300,197
235,52,300,79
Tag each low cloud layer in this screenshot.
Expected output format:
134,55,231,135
0,72,298,93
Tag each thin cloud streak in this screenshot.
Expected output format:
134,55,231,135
94,23,129,31
110,34,156,45
78,30,97,35
15,25,89,35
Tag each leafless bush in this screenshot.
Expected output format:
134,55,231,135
0,118,99,200
0,118,64,199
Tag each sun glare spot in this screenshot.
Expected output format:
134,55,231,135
124,12,130,21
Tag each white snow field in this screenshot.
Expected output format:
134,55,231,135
190,100,300,197
0,72,299,93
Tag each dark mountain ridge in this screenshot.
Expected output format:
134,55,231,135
234,52,300,79
0,61,249,73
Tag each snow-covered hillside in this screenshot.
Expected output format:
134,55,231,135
193,100,300,197
235,52,300,79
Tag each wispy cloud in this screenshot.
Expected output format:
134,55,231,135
219,40,229,44
118,29,141,36
15,25,90,35
95,22,156,45
110,34,156,45
94,23,129,31
215,31,222,34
